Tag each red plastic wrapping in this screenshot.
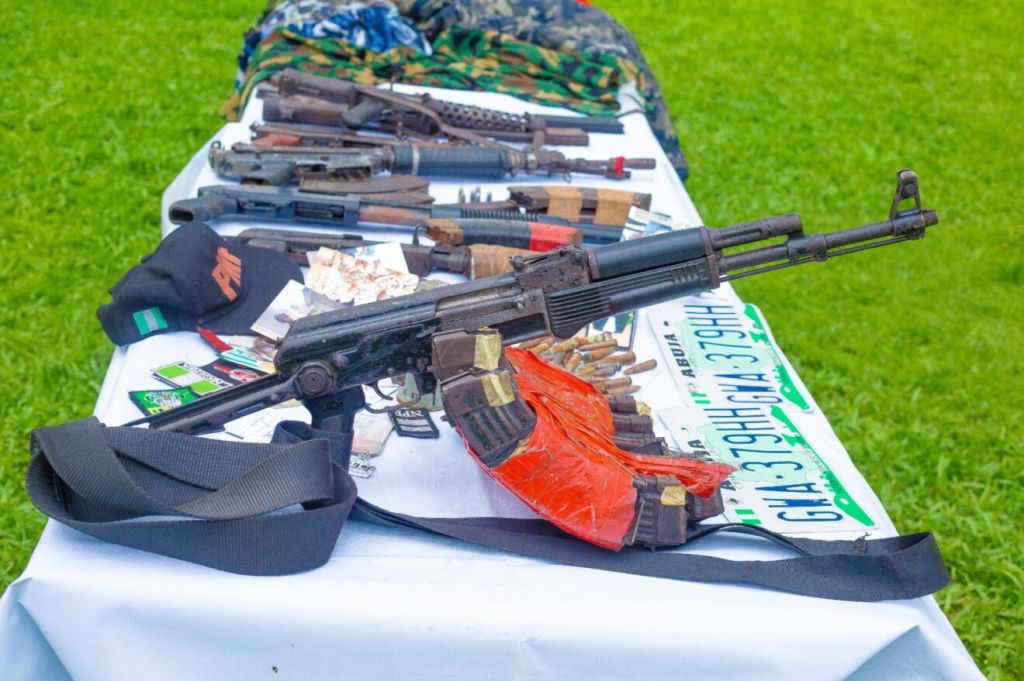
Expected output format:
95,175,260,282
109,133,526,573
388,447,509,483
462,348,733,550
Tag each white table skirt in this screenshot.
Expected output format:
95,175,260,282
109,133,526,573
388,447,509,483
0,85,982,681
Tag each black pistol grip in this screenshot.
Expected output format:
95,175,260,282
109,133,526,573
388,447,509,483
168,195,236,224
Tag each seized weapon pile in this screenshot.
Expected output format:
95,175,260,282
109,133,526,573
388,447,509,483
209,69,655,185
136,170,938,444
27,147,950,592
15,29,955,596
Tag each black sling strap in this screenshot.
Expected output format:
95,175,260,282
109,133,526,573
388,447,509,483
27,417,949,601
28,418,358,576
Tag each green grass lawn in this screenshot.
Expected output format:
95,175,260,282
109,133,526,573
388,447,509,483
1,0,1020,677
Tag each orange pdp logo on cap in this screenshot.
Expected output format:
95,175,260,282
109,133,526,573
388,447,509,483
211,247,242,301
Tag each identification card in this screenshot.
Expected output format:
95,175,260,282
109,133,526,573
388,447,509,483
129,387,200,415
388,408,440,439
152,361,236,396
201,360,263,385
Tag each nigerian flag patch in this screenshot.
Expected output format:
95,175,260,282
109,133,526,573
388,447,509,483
133,307,168,336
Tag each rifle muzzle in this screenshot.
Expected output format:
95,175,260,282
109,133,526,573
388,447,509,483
720,168,939,278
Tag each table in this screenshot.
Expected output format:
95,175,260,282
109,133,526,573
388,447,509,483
0,86,983,680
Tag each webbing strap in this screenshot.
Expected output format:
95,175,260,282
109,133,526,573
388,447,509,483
28,418,357,576
26,417,949,600
350,501,948,601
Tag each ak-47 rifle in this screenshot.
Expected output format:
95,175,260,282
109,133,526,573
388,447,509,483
169,184,625,247
263,68,623,147
208,140,654,184
134,170,938,445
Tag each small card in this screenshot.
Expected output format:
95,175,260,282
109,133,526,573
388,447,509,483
388,407,440,439
152,361,236,396
201,360,263,385
251,280,345,341
201,331,277,374
352,411,395,456
626,206,678,236
220,348,275,374
129,387,200,415
348,455,377,479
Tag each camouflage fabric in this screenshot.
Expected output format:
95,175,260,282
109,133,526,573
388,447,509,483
227,0,689,181
397,0,651,69
236,0,430,86
224,26,636,116
392,0,687,180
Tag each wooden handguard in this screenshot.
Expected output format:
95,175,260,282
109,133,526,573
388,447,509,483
466,244,536,278
509,186,653,225
298,175,433,203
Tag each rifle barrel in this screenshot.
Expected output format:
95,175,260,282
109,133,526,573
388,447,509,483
537,114,624,134
721,210,939,279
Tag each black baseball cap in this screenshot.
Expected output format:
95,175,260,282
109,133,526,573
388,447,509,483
97,222,302,345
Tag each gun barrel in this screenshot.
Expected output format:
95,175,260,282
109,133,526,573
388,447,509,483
721,209,939,278
536,114,624,134
582,170,937,336
590,228,709,279
276,69,358,104
710,214,804,249
589,214,802,280
557,156,656,179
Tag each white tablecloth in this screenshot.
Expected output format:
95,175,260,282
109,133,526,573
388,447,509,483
0,86,982,680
